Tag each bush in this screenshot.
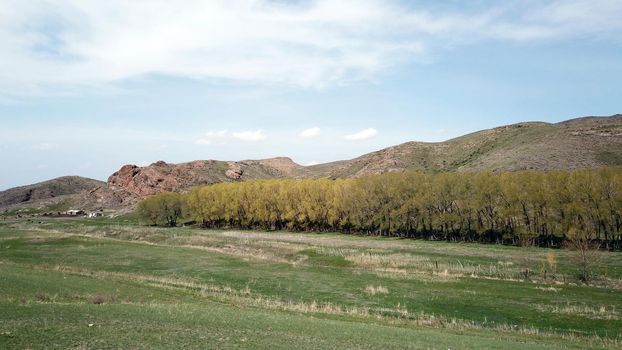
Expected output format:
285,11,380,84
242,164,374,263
34,292,50,302
91,292,110,304
138,192,185,227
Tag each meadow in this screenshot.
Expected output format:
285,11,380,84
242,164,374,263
0,216,621,349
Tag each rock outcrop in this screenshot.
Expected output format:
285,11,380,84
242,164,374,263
107,158,308,198
225,163,243,180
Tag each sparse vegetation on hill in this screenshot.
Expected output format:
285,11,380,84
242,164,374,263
310,115,622,177
0,176,105,209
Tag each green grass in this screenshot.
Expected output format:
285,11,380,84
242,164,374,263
1,218,621,349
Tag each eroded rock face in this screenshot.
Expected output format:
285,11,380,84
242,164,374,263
108,165,141,188
80,185,137,209
225,163,243,180
106,158,308,198
258,157,301,176
108,161,195,197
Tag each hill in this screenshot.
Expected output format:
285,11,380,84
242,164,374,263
0,176,105,210
107,114,622,196
308,114,622,178
2,114,621,210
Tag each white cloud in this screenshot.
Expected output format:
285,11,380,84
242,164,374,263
232,130,266,142
0,0,621,96
0,0,426,94
195,130,228,145
299,127,321,138
344,128,377,141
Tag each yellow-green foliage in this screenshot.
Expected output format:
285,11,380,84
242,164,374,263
180,168,622,246
137,192,185,227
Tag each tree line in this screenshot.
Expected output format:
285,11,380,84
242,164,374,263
139,168,622,249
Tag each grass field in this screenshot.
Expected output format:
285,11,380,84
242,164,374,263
0,217,621,349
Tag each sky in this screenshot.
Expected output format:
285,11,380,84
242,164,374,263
1,0,621,190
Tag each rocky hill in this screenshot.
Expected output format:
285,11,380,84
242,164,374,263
106,157,310,199
2,114,621,211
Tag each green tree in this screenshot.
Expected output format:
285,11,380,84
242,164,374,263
138,192,185,227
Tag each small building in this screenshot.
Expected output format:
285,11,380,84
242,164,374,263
88,211,103,218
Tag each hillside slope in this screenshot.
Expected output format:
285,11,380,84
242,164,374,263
0,176,105,209
308,114,622,178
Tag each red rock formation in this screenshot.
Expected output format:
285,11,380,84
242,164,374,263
106,158,307,198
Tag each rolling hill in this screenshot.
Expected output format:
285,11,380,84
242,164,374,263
1,114,621,210
0,176,105,211
308,114,622,178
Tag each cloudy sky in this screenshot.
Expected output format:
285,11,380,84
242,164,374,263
1,0,621,189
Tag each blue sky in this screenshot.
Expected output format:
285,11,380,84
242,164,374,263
1,0,621,189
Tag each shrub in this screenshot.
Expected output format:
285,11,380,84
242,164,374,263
34,292,50,302
91,292,109,305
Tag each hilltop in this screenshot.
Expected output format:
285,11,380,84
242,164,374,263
309,114,622,178
0,176,105,212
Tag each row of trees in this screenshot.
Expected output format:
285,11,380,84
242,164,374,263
140,168,622,248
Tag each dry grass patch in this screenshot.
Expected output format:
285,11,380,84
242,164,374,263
535,286,561,292
537,303,620,320
59,225,309,265
345,252,523,281
364,285,389,295
345,252,424,271
24,263,245,298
